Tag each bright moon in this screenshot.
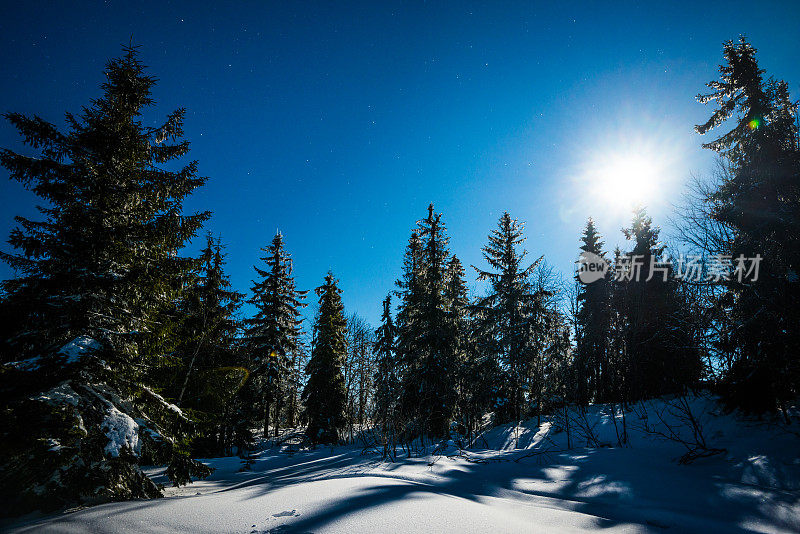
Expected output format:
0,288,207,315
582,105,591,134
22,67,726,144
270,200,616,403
576,146,666,213
596,152,658,207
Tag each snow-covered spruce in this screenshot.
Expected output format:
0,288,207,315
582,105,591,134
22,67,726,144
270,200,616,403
0,337,211,515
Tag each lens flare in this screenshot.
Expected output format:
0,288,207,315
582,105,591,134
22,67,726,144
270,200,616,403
748,117,761,130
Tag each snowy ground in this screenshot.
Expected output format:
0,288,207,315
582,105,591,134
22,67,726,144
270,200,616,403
6,397,800,533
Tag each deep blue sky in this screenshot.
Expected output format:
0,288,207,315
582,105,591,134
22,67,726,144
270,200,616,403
1,1,799,326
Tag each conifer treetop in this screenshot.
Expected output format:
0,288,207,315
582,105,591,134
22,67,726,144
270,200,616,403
0,44,210,353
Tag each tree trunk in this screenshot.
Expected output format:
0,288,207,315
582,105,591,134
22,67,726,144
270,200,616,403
264,398,271,439
537,392,542,427
177,313,208,406
287,354,298,427
274,392,282,439
288,392,296,428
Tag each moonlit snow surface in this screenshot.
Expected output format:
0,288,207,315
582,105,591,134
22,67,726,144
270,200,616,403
8,398,800,533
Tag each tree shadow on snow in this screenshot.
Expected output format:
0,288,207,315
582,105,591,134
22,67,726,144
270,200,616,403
9,441,799,533
236,443,800,533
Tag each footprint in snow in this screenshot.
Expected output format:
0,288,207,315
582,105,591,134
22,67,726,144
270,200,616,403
272,509,299,518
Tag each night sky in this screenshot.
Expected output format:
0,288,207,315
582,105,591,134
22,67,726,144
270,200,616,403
2,1,799,325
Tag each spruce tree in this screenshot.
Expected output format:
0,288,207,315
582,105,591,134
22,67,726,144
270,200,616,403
527,262,561,425
618,208,702,399
244,231,307,438
396,205,458,439
284,343,307,428
472,212,545,423
174,235,243,404
373,294,398,452
444,255,480,438
607,246,631,404
0,45,209,361
696,36,800,413
445,256,470,330
169,234,247,456
0,45,210,512
542,316,574,412
456,321,498,441
574,218,612,404
444,255,470,388
394,230,422,439
303,272,348,445
395,231,423,380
